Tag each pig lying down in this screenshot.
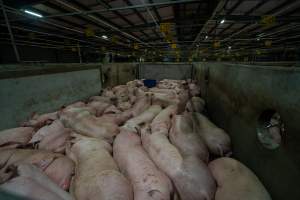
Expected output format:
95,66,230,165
209,157,271,200
66,133,133,200
114,129,173,200
141,105,216,200
0,149,74,190
29,120,71,153
0,163,73,200
0,79,271,200
0,127,35,149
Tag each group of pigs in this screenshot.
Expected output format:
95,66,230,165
0,79,271,200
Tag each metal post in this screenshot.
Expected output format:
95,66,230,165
77,43,82,63
0,0,20,62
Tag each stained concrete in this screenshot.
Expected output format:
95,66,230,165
102,63,137,87
194,62,300,200
139,63,192,80
0,63,102,130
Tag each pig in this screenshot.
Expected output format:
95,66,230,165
188,83,200,97
129,95,151,117
141,126,216,200
0,163,73,200
89,96,113,104
59,108,119,143
0,127,35,149
149,88,177,96
150,105,178,136
157,80,182,89
62,102,97,116
117,101,132,111
100,110,132,126
21,111,58,128
191,113,231,156
123,105,162,132
114,129,173,200
113,85,129,102
208,157,271,200
169,115,209,162
176,89,189,113
127,80,144,88
87,101,111,116
103,105,122,114
135,88,147,98
29,120,71,153
44,156,75,190
0,149,62,184
151,92,179,108
66,133,133,200
64,101,86,109
185,97,205,113
102,88,115,99
112,85,128,96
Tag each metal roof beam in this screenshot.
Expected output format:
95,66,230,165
208,0,243,36
44,0,200,18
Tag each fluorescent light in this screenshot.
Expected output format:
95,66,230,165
101,35,108,40
220,19,225,24
24,10,43,18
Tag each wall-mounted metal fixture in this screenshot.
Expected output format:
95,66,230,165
257,110,284,150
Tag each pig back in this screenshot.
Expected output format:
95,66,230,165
209,157,271,200
114,130,172,200
69,136,133,200
169,115,209,162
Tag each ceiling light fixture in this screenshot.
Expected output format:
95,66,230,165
101,35,108,40
205,35,208,39
228,46,232,49
220,19,225,24
24,10,43,18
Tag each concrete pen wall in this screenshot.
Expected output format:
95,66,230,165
0,63,102,130
194,62,300,200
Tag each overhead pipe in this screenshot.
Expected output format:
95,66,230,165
0,0,20,62
44,0,199,18
53,0,149,47
2,4,130,48
258,24,300,38
0,24,93,44
190,0,226,50
4,5,84,35
138,0,169,49
221,0,300,43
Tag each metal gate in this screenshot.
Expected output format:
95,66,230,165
138,63,193,80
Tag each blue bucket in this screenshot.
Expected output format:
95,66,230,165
143,79,157,88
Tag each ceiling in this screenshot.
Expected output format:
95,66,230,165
0,0,300,60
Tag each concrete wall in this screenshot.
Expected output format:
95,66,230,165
194,62,300,200
102,63,137,87
139,63,192,80
0,63,102,130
